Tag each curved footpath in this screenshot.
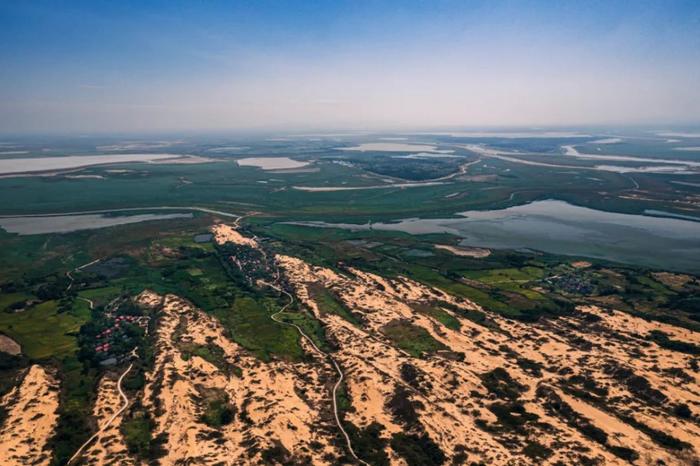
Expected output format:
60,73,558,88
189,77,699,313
65,257,136,465
66,258,101,292
261,280,370,466
66,361,134,465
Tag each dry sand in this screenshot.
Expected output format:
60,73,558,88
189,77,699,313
0,333,21,355
18,223,695,465
82,375,139,466
0,365,60,466
277,253,700,465
211,223,259,248
435,244,492,258
134,291,343,464
571,260,593,268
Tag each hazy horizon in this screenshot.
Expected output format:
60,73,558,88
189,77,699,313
2,0,699,133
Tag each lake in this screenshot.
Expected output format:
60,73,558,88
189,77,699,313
0,213,193,235
285,200,700,273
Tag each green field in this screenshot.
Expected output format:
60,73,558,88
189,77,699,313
0,300,87,359
381,319,447,358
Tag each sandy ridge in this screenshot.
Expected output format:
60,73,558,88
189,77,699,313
0,365,60,466
277,254,700,465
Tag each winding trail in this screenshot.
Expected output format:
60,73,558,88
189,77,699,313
66,360,135,465
66,258,101,291
260,280,370,466
77,296,95,310
65,257,137,465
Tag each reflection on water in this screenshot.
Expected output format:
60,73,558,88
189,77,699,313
0,153,181,175
236,157,308,170
0,213,193,235
285,200,700,273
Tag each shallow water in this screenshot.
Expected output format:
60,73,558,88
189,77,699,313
336,142,453,153
0,213,193,235
286,200,700,272
236,157,308,170
0,153,182,175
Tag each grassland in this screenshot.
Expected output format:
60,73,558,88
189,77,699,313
1,138,697,224
380,320,447,358
0,300,88,359
307,283,362,326
215,296,303,362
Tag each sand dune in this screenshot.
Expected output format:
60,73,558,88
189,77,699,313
0,365,60,466
135,291,343,465
278,254,700,465
82,376,138,466
7,225,694,465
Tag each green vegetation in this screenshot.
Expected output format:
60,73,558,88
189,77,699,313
390,432,446,466
180,342,230,372
335,380,352,413
216,296,303,362
648,330,700,355
522,440,553,460
307,284,361,326
481,367,527,401
0,292,33,311
276,308,332,353
464,266,545,296
344,422,390,466
0,300,88,359
122,415,153,456
49,356,99,466
78,286,121,305
412,304,461,330
200,389,236,428
380,319,447,358
121,402,165,461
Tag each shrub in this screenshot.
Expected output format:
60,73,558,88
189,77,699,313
344,421,390,466
387,386,422,427
480,367,526,401
390,433,445,466
522,440,552,460
649,330,700,355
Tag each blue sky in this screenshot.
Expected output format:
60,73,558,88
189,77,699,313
1,0,699,133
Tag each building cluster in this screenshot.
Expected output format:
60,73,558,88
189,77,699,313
93,313,150,365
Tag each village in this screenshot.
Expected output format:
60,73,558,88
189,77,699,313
85,297,151,367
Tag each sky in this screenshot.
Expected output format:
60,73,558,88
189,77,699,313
1,0,699,134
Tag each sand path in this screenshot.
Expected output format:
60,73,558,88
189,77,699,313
65,258,101,292
66,360,134,465
261,279,370,466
